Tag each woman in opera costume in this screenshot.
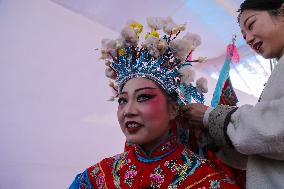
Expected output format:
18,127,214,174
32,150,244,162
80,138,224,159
69,17,242,188
182,0,284,188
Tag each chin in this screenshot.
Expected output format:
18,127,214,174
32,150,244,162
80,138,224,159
261,54,271,59
260,48,282,59
258,51,272,59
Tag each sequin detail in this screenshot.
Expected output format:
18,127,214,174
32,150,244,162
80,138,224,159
165,150,202,188
150,166,165,188
124,164,138,187
210,180,220,189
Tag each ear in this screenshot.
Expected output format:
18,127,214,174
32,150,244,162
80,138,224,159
169,102,179,120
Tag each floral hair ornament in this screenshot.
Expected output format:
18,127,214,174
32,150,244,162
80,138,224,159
101,17,208,105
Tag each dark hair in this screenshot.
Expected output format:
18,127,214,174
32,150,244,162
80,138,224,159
160,88,179,108
237,0,283,23
166,92,179,104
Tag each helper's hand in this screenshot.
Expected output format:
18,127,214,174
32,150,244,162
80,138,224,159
179,103,209,130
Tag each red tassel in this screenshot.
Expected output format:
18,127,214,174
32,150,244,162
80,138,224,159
226,44,240,64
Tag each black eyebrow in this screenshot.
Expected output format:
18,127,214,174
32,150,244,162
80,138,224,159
119,87,158,95
135,87,158,93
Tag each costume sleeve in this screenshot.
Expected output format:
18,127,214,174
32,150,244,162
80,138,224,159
203,106,214,126
209,95,284,162
214,146,248,170
208,56,284,163
68,170,93,189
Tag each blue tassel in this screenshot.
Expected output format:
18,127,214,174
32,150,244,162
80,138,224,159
211,56,231,107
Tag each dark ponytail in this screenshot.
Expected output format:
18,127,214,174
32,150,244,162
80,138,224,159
238,0,283,22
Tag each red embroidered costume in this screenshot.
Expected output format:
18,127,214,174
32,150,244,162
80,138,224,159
69,125,241,189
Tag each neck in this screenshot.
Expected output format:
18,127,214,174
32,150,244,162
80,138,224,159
276,47,284,60
279,32,284,59
140,130,170,155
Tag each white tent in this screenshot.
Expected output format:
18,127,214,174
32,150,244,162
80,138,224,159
0,0,262,188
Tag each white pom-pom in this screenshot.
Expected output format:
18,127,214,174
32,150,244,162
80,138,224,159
105,61,111,67
196,77,208,93
178,23,187,31
115,37,125,49
108,96,116,101
163,17,173,26
143,36,168,58
169,38,191,61
121,25,139,46
183,32,202,50
108,81,118,91
156,39,168,54
105,67,116,79
101,39,117,59
163,17,179,35
101,39,116,51
144,36,159,57
178,66,196,86
198,57,207,63
147,17,165,30
100,50,109,60
163,17,186,35
108,81,118,101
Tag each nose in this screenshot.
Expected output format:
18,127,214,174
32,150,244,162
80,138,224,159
246,32,255,47
123,101,138,117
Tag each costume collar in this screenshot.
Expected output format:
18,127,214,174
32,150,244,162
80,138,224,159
134,124,179,163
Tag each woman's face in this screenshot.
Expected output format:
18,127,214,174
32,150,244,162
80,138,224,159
239,8,284,59
117,77,176,151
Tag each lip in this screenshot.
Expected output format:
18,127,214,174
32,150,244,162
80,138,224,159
252,41,263,53
125,121,143,133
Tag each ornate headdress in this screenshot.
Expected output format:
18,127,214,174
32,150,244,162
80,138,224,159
101,17,208,105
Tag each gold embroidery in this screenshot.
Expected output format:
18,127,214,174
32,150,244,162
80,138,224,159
99,163,109,189
184,172,220,189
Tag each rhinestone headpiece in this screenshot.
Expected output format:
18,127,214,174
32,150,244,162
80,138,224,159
101,17,208,105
